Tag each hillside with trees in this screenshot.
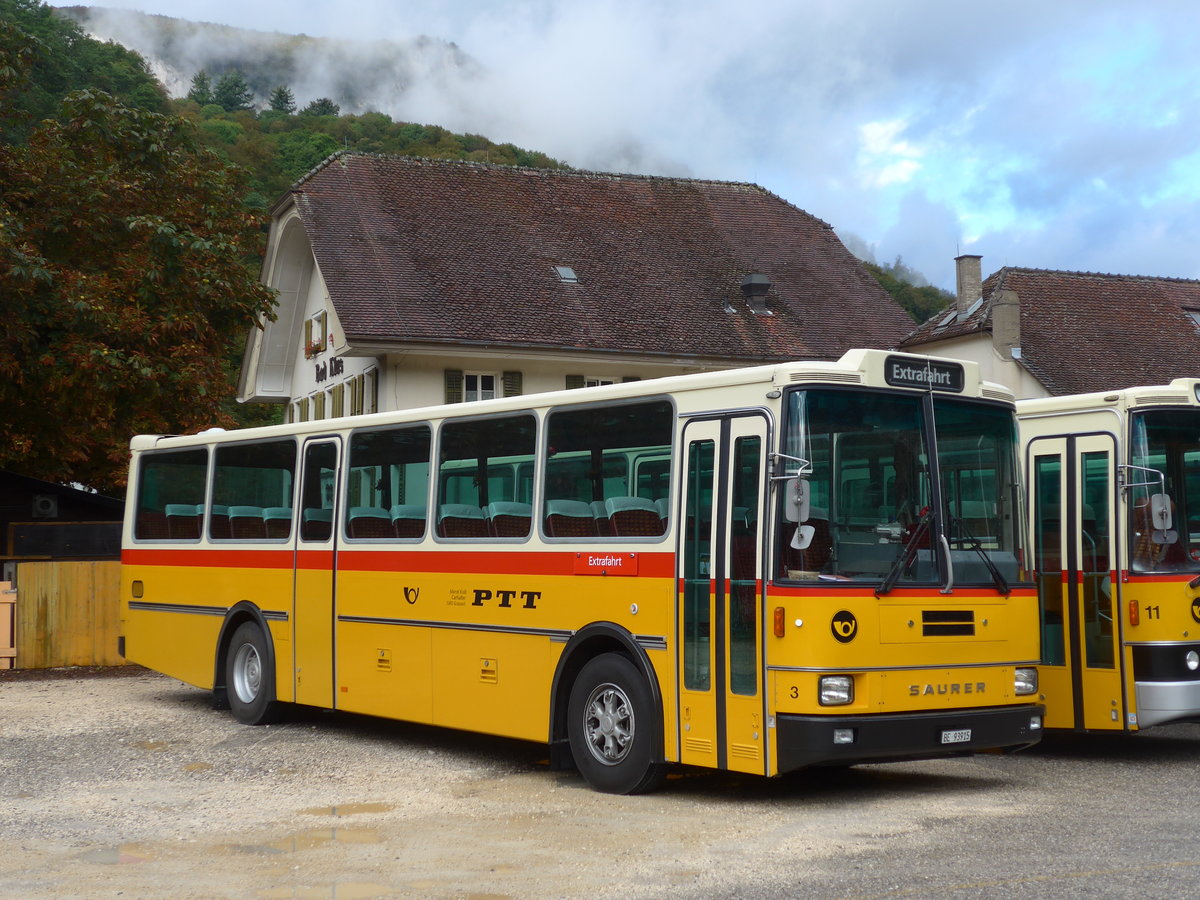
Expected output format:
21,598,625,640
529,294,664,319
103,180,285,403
863,258,955,324
0,1,567,491
2,1,940,490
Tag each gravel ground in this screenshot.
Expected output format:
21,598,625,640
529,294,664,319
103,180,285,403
4,667,1200,899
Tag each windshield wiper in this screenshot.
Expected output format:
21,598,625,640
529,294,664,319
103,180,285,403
948,515,1010,595
876,508,932,597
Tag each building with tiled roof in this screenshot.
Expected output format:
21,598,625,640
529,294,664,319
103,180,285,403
899,256,1200,399
238,152,915,419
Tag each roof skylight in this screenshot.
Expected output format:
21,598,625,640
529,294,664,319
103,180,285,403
553,265,578,283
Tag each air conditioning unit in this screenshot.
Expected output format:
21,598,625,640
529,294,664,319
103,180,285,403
32,495,58,518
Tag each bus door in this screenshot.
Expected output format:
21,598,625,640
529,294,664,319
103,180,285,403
678,413,768,774
1030,434,1124,730
293,437,341,708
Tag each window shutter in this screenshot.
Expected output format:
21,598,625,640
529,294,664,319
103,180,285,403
622,376,641,383
565,374,585,390
331,383,344,418
445,369,464,404
304,317,313,352
502,370,523,397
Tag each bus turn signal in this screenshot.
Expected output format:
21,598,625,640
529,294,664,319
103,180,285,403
773,606,785,638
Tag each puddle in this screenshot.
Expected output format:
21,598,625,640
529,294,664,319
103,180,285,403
78,845,153,865
232,827,384,856
257,883,395,899
298,802,393,817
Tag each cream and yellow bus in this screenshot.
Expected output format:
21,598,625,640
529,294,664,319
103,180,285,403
1020,380,1200,732
120,349,1043,793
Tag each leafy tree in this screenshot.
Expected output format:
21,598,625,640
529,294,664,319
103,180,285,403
186,68,213,106
299,97,340,117
0,0,166,141
213,69,253,112
274,130,340,178
0,87,277,492
864,258,955,324
268,84,295,114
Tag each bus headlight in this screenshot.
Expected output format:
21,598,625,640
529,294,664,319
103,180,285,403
1187,651,1199,671
819,675,854,706
1014,667,1038,696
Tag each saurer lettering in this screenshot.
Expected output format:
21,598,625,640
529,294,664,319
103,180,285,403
908,682,987,696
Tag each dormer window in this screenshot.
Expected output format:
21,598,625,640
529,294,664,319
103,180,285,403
553,266,578,283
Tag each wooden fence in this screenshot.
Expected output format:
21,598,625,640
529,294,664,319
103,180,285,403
1,581,14,668
12,560,125,668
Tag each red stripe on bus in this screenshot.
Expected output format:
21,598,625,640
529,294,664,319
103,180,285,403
122,546,676,578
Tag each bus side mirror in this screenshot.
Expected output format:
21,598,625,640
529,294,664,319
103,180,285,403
791,524,815,550
783,477,810,523
1150,493,1173,531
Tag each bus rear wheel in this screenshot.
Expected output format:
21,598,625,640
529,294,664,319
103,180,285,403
225,621,280,725
567,653,664,794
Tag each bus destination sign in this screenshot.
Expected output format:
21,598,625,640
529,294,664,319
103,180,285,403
884,355,965,393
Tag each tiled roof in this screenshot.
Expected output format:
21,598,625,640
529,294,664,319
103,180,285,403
900,267,1200,395
289,153,913,362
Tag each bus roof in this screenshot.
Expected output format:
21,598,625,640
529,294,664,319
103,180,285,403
131,348,1012,451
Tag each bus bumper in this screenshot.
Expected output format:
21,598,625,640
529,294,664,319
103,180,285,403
775,704,1045,774
1135,680,1200,729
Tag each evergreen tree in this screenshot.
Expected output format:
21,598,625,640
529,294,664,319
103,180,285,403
267,84,295,114
213,69,253,112
186,68,213,105
299,97,340,117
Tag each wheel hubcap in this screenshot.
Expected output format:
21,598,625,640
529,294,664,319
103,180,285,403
583,682,633,765
232,642,261,704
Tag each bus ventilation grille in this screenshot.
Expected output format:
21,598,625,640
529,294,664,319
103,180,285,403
788,372,863,384
1135,394,1188,406
922,610,975,636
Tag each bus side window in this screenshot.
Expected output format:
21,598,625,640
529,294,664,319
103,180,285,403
541,399,673,540
437,414,536,540
211,440,297,542
134,448,208,541
346,425,432,541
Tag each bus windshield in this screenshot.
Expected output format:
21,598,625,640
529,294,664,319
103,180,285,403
1129,409,1200,573
782,389,1024,588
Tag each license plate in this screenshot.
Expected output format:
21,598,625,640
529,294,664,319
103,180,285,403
941,728,972,744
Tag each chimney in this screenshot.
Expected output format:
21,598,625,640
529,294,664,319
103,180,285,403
740,273,772,315
991,288,1021,359
955,254,982,315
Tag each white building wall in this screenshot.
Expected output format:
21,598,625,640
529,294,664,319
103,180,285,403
912,335,1051,400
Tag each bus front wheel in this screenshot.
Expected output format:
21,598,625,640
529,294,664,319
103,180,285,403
567,653,664,794
225,621,280,725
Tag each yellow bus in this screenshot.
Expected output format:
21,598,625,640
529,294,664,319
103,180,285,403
1020,379,1200,732
120,349,1043,793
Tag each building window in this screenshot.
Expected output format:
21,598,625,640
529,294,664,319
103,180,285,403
586,377,615,388
465,373,496,402
304,311,327,358
364,368,378,413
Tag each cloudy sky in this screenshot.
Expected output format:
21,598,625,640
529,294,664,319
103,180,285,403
70,0,1200,290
